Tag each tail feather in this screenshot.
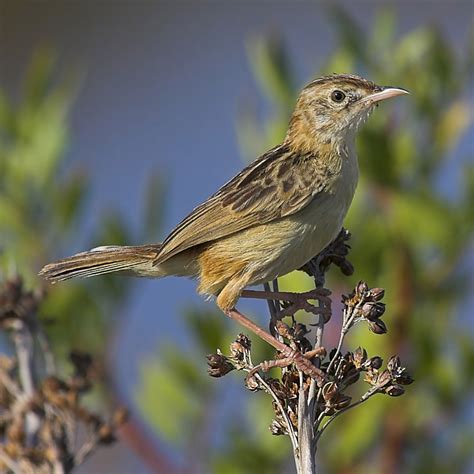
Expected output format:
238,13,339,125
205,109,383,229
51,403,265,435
39,245,161,282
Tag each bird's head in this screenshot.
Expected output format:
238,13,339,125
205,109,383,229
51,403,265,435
286,74,408,153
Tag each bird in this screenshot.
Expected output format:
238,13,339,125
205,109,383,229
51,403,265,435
39,74,408,379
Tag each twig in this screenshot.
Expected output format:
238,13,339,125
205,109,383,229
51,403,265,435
73,432,101,468
264,282,280,337
296,371,316,474
254,371,299,458
315,298,364,409
0,446,22,474
36,326,56,375
0,370,21,398
296,248,328,471
11,321,41,444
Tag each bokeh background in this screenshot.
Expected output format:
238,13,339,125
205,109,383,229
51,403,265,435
1,1,473,473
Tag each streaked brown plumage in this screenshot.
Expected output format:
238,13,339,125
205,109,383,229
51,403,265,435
40,74,408,370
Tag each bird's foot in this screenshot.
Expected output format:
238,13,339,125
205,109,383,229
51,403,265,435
241,288,332,321
247,347,325,385
224,307,325,384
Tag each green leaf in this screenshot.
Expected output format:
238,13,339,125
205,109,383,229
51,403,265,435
246,35,295,109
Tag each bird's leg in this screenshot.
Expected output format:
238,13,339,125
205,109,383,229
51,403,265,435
241,288,332,320
225,307,325,384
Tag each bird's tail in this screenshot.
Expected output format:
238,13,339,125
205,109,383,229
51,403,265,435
39,245,162,283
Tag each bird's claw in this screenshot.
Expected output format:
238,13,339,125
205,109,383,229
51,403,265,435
247,348,325,386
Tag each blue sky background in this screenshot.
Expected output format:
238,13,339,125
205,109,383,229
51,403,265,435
1,1,473,472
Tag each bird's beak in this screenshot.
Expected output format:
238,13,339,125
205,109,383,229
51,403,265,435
361,86,409,105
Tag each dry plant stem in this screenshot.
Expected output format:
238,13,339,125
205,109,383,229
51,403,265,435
53,460,66,474
297,371,316,474
36,326,56,375
0,370,20,398
73,433,100,468
253,371,299,458
0,446,22,474
263,282,280,337
297,255,327,473
11,321,41,444
313,300,362,431
271,279,281,314
245,342,301,469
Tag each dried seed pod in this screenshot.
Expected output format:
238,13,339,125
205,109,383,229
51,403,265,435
361,302,386,320
364,356,383,370
230,334,251,355
230,342,245,357
237,334,251,349
269,419,287,436
288,409,298,428
343,369,360,386
356,281,369,296
112,408,129,426
364,370,378,386
333,394,352,410
387,356,414,385
385,384,405,397
275,321,290,338
368,319,387,334
387,355,401,373
245,375,260,391
42,376,68,394
5,276,23,303
322,382,338,402
97,424,116,445
42,376,70,407
207,353,234,377
353,347,367,368
368,288,385,301
268,379,288,400
69,350,93,377
397,372,415,385
376,370,392,388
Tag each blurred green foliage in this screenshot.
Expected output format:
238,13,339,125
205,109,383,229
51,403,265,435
0,49,163,357
136,6,474,474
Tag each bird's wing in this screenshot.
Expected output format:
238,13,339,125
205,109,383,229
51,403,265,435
154,144,326,264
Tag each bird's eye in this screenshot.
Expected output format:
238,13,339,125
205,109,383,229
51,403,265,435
331,90,346,103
